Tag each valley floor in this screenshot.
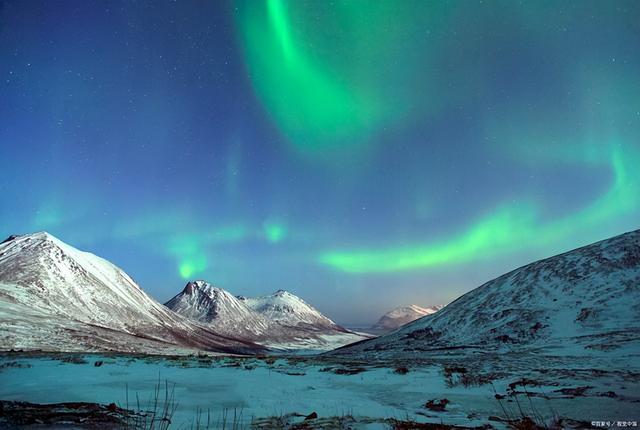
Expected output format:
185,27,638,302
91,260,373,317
0,351,638,429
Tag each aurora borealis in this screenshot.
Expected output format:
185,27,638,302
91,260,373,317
1,1,639,324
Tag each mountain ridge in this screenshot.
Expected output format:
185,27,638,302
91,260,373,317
165,280,365,350
164,280,273,338
0,232,264,355
238,289,344,331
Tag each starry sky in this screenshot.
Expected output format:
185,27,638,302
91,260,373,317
1,1,639,325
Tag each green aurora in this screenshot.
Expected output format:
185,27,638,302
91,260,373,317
320,146,639,273
3,0,639,322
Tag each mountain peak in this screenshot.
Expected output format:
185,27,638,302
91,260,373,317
165,281,360,348
1,232,70,253
2,231,50,243
242,290,341,329
23,231,57,242
165,281,272,336
183,280,218,295
1,234,21,244
30,231,53,238
181,280,237,299
373,303,444,331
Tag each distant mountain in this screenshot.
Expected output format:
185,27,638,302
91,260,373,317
0,232,264,355
331,229,640,359
165,282,366,350
372,304,444,331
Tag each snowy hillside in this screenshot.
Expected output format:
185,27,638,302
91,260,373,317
165,282,366,350
0,232,263,354
372,304,444,331
332,229,640,358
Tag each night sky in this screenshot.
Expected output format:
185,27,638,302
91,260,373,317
1,1,639,325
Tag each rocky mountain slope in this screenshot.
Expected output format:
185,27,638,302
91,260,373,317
331,229,640,359
165,281,365,350
0,232,264,355
372,304,444,331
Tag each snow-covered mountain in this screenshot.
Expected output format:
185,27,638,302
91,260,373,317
372,304,444,331
0,232,263,355
332,229,640,359
165,282,366,350
238,289,342,330
165,281,272,338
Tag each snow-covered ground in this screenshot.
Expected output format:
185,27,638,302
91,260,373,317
1,352,638,428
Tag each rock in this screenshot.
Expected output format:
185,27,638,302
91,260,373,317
425,398,449,412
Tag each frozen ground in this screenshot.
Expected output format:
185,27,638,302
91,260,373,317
1,352,638,429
